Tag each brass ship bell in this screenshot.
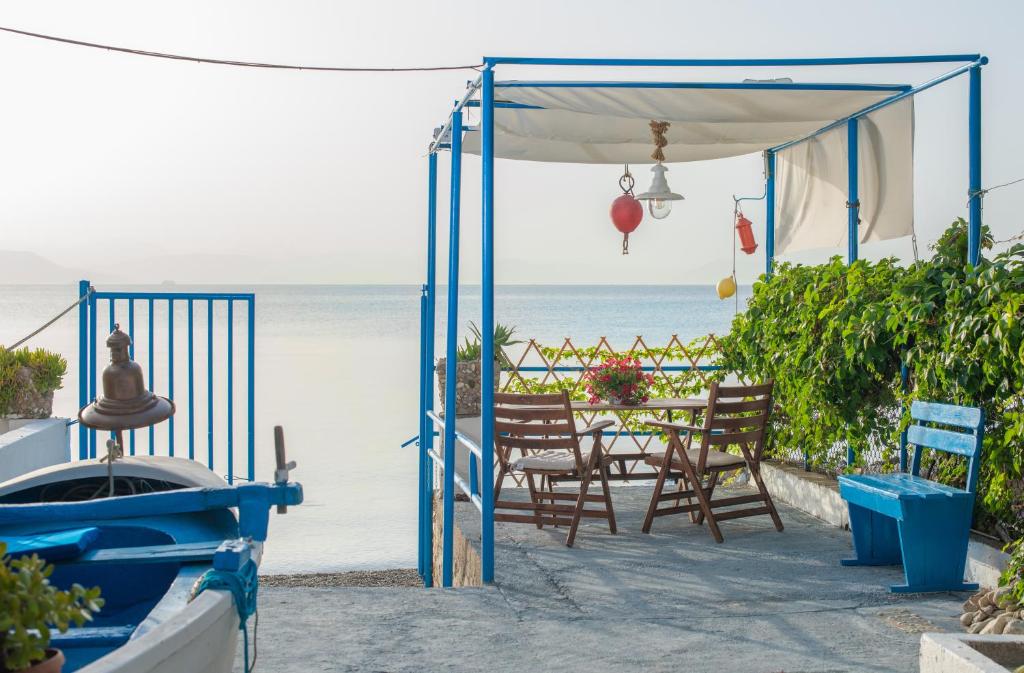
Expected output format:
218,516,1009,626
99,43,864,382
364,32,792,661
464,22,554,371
78,325,175,494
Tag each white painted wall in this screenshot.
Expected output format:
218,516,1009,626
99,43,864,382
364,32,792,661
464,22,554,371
0,418,71,484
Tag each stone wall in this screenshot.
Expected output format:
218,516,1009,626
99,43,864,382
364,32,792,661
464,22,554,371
431,491,482,587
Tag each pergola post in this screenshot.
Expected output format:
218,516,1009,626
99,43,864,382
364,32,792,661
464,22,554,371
968,65,982,265
847,118,860,265
765,150,776,277
441,109,463,588
480,64,496,584
846,118,859,468
418,152,438,587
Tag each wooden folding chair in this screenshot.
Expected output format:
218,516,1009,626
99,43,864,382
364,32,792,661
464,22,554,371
641,381,783,542
493,391,617,547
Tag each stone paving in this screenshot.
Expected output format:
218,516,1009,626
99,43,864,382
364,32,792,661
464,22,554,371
246,486,966,672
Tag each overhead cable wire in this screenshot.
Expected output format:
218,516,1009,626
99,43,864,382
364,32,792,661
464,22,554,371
0,24,482,72
5,286,94,350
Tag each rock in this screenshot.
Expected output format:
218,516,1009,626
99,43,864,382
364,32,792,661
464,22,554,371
981,613,1013,635
960,611,976,627
1004,619,1024,635
975,610,992,624
980,591,995,608
969,620,989,634
9,366,54,418
982,604,998,616
994,586,1016,608
963,596,981,612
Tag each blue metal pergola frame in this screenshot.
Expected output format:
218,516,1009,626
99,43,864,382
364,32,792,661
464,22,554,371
418,53,988,588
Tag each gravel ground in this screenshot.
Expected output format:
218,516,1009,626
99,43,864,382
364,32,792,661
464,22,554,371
259,568,421,588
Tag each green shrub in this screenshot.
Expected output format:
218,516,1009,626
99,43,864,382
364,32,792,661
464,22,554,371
0,348,67,416
0,541,103,671
1002,539,1024,603
717,217,1023,538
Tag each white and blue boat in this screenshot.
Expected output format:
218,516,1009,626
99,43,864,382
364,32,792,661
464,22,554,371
1,326,301,673
0,453,301,673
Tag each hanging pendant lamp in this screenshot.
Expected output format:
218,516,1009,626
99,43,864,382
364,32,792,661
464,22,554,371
635,121,684,220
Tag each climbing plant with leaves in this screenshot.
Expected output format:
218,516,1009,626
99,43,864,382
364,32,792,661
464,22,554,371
716,218,1023,540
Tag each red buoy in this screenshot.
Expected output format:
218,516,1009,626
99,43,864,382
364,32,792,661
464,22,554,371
611,194,643,255
736,212,758,255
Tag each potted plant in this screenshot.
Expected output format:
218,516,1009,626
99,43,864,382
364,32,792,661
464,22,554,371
0,542,104,673
436,322,521,417
583,356,655,406
0,348,67,424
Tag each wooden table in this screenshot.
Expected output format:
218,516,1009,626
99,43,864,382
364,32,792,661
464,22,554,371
567,397,708,415
557,397,710,482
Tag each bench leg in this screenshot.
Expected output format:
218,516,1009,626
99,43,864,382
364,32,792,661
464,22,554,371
890,501,978,593
841,503,901,567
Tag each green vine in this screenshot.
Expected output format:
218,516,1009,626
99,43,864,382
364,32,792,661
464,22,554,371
716,218,1022,540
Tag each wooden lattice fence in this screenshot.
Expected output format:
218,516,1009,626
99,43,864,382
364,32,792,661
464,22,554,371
498,334,724,484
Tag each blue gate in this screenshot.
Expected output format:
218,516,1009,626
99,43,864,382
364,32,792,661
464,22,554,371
77,280,256,483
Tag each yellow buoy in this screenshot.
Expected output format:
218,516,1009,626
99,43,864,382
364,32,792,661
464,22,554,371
716,275,736,300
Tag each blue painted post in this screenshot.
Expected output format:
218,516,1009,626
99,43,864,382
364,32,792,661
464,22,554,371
480,65,496,584
148,299,154,455
88,289,98,458
899,363,909,472
422,151,438,587
227,300,235,485
168,300,174,456
441,108,463,588
78,280,89,460
247,298,255,482
188,299,195,460
765,150,776,278
968,65,982,266
847,119,860,265
128,300,136,455
207,301,215,472
846,118,859,469
418,288,428,579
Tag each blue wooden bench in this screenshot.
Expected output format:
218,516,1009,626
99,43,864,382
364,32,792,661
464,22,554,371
838,400,984,593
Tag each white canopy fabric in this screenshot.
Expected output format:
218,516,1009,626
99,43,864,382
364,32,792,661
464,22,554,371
459,81,916,253
774,98,914,254
462,82,908,163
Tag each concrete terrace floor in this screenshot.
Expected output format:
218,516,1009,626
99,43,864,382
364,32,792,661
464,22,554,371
248,486,966,673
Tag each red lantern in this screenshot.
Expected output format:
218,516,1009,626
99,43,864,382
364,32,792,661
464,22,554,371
611,194,643,255
736,212,758,255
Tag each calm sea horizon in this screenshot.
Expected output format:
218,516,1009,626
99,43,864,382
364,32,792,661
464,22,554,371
1,283,751,573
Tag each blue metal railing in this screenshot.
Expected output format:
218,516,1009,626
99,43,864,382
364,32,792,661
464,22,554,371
77,280,256,483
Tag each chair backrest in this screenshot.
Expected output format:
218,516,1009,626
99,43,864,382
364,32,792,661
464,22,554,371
695,381,774,471
906,401,985,494
492,391,584,472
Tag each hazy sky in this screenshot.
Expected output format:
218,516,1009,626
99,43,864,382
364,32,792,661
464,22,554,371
1,1,1021,284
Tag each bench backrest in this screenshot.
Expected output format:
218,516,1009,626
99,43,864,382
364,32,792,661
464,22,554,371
906,401,985,494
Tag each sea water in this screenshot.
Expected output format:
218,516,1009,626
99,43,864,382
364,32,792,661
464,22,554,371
0,284,749,573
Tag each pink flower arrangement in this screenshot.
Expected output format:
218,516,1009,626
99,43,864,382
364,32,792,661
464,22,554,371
582,356,655,405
